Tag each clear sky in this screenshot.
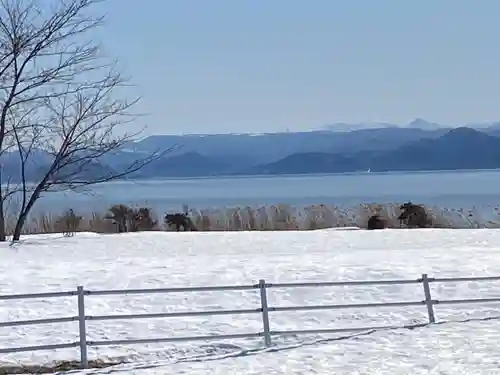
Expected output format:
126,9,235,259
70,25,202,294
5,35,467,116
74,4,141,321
95,0,500,135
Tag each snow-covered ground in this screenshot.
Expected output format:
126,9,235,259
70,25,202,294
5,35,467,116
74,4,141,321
2,229,500,374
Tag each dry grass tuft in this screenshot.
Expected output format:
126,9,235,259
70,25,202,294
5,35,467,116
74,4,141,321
4,201,499,236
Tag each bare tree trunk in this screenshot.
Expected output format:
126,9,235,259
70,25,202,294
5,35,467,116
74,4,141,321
0,166,7,241
12,185,42,241
0,197,6,242
11,211,26,241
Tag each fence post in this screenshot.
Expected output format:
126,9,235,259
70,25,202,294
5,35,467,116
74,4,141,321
421,274,436,324
258,279,272,347
77,286,89,368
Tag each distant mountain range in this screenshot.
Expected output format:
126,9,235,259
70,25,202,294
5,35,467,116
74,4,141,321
4,119,500,181
243,127,500,175
321,118,444,132
321,118,500,132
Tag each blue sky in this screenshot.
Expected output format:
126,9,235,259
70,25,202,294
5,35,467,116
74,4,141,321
96,0,500,135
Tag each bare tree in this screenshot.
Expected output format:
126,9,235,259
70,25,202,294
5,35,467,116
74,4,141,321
0,0,168,241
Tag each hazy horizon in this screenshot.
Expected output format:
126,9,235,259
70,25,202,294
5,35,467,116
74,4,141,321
137,118,497,137
93,0,500,136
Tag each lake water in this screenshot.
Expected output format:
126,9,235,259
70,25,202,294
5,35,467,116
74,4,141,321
24,169,500,215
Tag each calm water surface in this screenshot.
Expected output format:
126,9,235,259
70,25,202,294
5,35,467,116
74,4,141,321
25,169,500,214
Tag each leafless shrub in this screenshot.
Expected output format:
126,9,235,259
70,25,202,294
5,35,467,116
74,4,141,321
367,214,387,230
104,204,133,233
131,207,157,231
397,202,432,228
54,208,82,236
164,212,197,231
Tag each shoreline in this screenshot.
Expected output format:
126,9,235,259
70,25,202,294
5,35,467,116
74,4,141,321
7,202,500,236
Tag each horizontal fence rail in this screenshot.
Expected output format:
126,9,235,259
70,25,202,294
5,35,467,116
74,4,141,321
2,274,500,368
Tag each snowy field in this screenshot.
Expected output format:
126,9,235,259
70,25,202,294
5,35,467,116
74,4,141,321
2,229,500,374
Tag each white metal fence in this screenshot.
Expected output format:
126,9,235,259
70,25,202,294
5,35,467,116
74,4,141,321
2,273,500,369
